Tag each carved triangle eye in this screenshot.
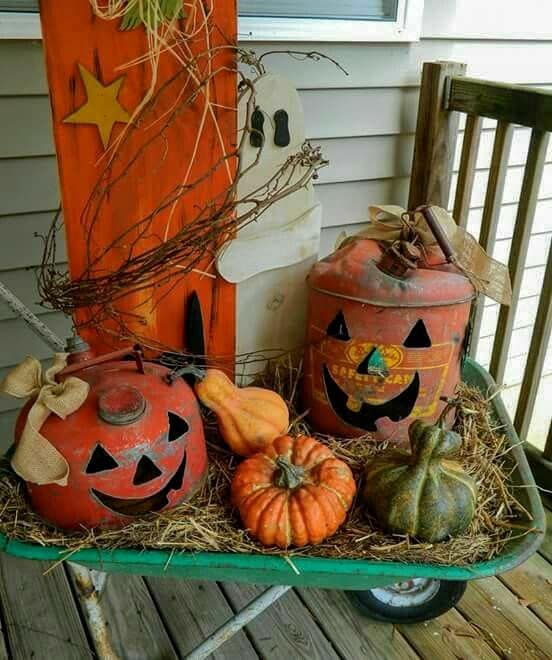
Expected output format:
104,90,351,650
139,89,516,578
168,412,189,442
86,445,118,474
404,320,432,348
327,310,351,341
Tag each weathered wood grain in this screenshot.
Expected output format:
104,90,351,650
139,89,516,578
456,577,552,659
146,578,257,659
468,120,513,359
498,554,552,629
221,582,339,659
453,114,483,227
449,77,552,131
398,607,501,660
68,571,177,660
490,130,550,385
0,555,93,660
513,243,552,439
408,60,466,210
296,588,418,660
539,507,552,562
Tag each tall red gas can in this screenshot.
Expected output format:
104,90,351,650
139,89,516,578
302,214,475,445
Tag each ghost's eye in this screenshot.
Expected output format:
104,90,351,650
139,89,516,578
168,412,189,442
404,320,432,348
86,444,118,474
274,109,291,147
250,107,265,148
327,310,351,341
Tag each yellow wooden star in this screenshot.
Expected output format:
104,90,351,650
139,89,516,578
64,64,131,149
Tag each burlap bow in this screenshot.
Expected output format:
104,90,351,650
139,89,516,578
342,205,512,305
0,354,90,486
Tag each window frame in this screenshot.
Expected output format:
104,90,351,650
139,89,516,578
0,0,424,42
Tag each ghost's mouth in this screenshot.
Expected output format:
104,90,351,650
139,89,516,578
323,365,420,432
91,452,187,517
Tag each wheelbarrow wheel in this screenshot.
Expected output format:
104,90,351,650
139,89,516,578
347,578,467,624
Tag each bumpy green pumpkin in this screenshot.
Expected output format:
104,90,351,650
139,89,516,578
363,419,477,542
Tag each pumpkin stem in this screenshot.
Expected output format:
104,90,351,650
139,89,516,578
274,456,305,489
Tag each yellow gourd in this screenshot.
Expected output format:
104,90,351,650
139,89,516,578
194,370,289,457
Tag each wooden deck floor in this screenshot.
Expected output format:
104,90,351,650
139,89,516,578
0,508,550,659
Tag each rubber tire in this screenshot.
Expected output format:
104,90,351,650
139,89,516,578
346,580,467,624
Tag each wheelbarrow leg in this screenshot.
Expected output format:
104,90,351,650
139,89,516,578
68,563,119,660
186,584,292,660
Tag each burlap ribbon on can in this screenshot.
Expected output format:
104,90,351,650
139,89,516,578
341,205,512,305
0,354,89,486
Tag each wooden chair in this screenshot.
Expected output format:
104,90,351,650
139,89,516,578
408,61,552,484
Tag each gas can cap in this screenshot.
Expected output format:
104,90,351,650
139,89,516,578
98,385,146,425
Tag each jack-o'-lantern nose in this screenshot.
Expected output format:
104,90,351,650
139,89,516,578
133,456,162,485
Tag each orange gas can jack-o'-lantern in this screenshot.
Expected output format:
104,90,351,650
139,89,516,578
302,207,476,446
15,345,207,530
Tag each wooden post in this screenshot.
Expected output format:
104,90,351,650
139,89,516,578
38,1,237,361
408,61,466,210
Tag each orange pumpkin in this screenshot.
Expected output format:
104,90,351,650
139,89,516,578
231,435,357,548
194,369,289,457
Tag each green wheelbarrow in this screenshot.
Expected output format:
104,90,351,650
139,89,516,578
0,358,545,658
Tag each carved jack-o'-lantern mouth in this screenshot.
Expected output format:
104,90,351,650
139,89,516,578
323,365,420,433
91,451,187,517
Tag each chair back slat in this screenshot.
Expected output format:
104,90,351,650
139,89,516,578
514,246,552,440
489,129,550,385
469,121,515,358
453,114,483,229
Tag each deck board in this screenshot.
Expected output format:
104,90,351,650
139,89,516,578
398,608,501,659
498,553,552,628
146,578,258,659
456,576,552,659
296,588,419,659
221,582,340,659
0,555,93,660
68,570,177,660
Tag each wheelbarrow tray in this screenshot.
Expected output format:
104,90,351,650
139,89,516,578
0,359,545,590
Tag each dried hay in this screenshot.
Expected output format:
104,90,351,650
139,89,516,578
0,358,537,566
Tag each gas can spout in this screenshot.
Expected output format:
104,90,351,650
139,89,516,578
377,239,422,279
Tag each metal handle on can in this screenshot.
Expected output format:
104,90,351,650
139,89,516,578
61,345,145,377
418,206,456,263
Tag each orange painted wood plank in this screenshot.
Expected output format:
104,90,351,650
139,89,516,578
38,1,236,364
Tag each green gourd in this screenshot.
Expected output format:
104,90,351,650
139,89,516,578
363,419,477,542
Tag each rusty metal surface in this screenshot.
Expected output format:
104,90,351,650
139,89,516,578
303,239,474,445
16,358,207,531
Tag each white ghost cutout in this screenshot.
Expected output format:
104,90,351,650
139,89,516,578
217,73,322,378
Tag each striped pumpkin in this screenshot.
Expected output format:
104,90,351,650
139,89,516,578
363,420,477,542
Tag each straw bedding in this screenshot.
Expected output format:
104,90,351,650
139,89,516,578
0,360,537,566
